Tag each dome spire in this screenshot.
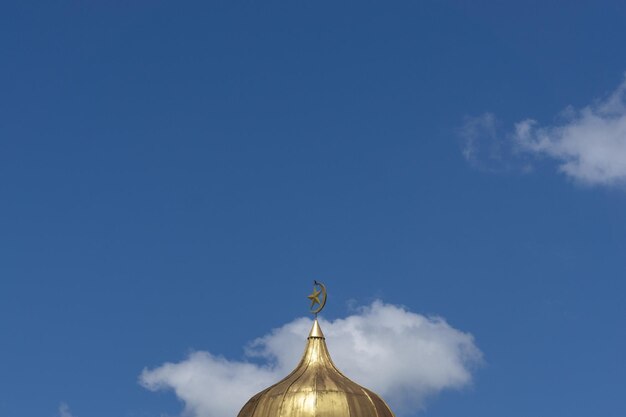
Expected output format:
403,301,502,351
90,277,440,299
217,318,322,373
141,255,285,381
308,318,325,339
236,282,396,417
307,281,327,338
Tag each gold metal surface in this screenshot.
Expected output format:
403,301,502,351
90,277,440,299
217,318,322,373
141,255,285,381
308,318,324,339
236,319,395,417
307,280,327,315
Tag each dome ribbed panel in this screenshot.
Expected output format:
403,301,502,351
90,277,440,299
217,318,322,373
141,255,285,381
236,321,395,417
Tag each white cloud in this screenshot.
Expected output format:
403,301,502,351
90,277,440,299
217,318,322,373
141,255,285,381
459,113,534,174
140,301,482,417
59,403,74,417
462,74,626,187
514,76,626,185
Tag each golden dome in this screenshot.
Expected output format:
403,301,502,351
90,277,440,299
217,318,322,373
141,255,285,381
237,319,395,417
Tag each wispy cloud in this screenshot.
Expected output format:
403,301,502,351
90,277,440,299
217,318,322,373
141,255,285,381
461,74,626,187
460,112,508,171
140,301,482,417
59,403,74,417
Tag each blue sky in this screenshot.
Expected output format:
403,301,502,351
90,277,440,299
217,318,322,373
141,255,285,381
1,1,626,417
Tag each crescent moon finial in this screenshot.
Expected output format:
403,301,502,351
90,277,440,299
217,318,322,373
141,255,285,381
307,280,327,316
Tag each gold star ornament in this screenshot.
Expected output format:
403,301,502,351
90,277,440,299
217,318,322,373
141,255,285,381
307,287,321,309
307,281,327,315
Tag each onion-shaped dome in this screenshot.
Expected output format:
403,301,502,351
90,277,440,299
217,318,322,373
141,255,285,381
237,319,395,417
